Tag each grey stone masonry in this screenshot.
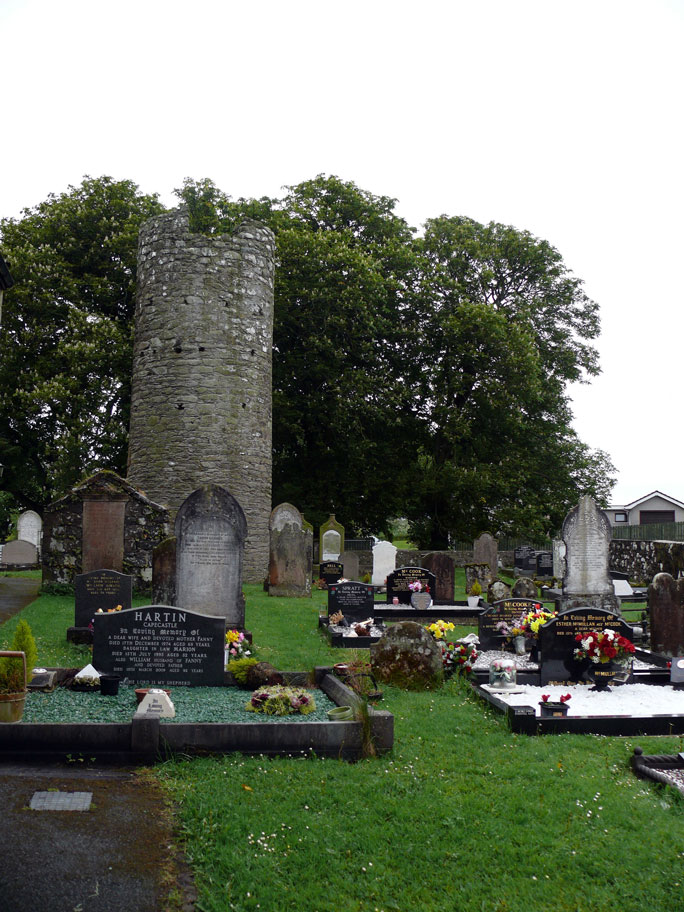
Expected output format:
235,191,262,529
127,207,275,583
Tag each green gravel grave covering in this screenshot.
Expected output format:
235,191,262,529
23,685,338,725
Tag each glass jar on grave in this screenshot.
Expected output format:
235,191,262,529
489,658,517,689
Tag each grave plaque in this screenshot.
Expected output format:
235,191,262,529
478,598,542,651
539,606,631,685
175,485,247,627
386,567,436,605
320,560,343,586
82,498,126,572
328,581,375,620
536,551,553,578
74,569,133,628
93,605,225,686
423,552,455,604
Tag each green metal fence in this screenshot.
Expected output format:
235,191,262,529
611,522,684,542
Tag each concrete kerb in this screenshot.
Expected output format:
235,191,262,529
0,668,394,763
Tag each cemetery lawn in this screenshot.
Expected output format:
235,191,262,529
2,585,683,912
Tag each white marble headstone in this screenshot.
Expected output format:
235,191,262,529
16,510,42,550
372,540,397,586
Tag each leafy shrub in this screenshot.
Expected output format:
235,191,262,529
228,657,259,685
0,620,38,692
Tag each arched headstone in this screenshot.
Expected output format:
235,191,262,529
268,503,312,597
16,510,42,551
175,485,247,626
372,540,397,586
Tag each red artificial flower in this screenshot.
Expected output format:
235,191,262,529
541,694,550,702
560,693,572,703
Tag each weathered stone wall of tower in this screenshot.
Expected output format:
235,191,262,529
127,208,275,583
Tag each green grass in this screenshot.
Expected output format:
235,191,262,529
4,584,684,912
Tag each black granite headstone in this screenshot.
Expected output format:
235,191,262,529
514,545,536,575
320,560,344,586
74,569,133,628
536,551,553,578
478,598,542,650
328,581,375,620
386,567,437,605
539,606,632,685
92,605,225,686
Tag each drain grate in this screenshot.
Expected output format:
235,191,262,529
30,790,93,811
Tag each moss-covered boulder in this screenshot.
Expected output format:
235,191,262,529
370,621,443,690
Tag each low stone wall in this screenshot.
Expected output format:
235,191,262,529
609,540,684,584
397,550,514,569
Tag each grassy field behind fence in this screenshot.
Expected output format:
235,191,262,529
0,577,681,912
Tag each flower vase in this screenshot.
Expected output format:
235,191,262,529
513,635,526,655
584,660,632,691
539,702,569,718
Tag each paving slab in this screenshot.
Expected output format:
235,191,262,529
0,761,196,912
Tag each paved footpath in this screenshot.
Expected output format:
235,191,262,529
0,576,41,624
0,578,196,911
0,761,196,912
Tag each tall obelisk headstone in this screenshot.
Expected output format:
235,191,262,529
561,495,620,614
175,485,247,628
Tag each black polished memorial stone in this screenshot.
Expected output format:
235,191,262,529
386,567,437,605
320,560,344,586
328,581,375,620
536,551,553,578
514,545,536,575
478,598,542,650
74,569,133,628
539,607,632,685
92,605,225,686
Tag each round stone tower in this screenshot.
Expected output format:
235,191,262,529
127,208,275,583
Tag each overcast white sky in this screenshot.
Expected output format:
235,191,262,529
1,0,682,506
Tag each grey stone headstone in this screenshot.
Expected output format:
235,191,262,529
512,577,538,599
152,537,177,606
552,539,566,580
371,621,443,690
648,573,684,656
268,503,312,597
0,539,38,565
423,553,455,604
473,533,498,575
561,495,618,612
175,485,247,627
339,551,359,581
372,540,397,586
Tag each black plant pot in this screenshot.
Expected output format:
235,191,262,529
100,675,120,696
539,702,569,718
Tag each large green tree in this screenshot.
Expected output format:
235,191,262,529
407,216,615,546
1,173,614,542
0,176,164,510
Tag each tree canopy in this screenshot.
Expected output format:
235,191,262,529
0,173,615,543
